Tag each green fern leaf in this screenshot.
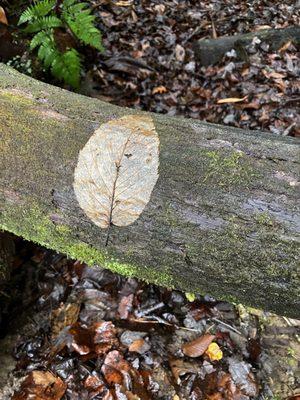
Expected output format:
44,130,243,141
38,41,59,68
18,0,56,25
24,15,62,33
30,30,51,50
51,48,81,88
62,6,103,51
62,0,78,7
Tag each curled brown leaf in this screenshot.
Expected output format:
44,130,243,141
182,334,215,358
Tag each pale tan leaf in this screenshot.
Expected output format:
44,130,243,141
175,44,185,62
152,86,168,95
279,40,292,53
217,96,247,104
74,115,159,233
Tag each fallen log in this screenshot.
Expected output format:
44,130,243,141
193,26,300,65
0,64,299,317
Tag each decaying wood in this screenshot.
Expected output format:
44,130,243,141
0,232,15,285
0,64,299,317
193,26,300,65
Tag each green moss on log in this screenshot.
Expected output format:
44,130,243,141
0,202,175,289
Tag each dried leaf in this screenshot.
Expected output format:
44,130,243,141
205,342,223,361
74,115,159,239
262,70,286,79
84,374,105,397
152,86,167,95
169,358,199,383
128,338,150,354
118,293,134,319
175,44,185,62
0,6,8,25
102,350,131,386
217,96,247,104
279,40,292,53
182,334,215,357
12,371,67,400
52,321,118,356
51,301,81,338
228,358,259,397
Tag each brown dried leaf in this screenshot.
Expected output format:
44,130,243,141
51,301,81,339
12,371,67,400
182,334,215,358
102,350,131,386
52,321,118,357
0,6,8,25
169,358,199,383
74,115,159,235
84,374,105,397
118,293,134,319
128,338,150,354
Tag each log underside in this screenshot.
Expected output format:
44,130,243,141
0,64,299,317
194,26,300,65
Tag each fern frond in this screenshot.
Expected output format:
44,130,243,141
30,30,52,50
51,48,81,88
37,37,59,68
62,5,104,51
62,0,77,7
18,0,55,25
24,15,62,33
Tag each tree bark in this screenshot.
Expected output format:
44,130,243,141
0,64,299,317
193,26,300,66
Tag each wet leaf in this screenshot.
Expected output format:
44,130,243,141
228,358,259,397
118,293,134,319
102,350,131,386
84,373,105,397
51,301,81,338
182,334,215,358
74,115,159,238
128,338,150,354
185,292,196,302
12,371,67,400
52,321,118,357
169,358,199,383
205,342,223,361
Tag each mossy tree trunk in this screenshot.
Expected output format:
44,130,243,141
0,64,299,317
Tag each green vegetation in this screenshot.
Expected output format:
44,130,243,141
18,0,103,88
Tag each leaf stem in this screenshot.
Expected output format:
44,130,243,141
105,162,121,247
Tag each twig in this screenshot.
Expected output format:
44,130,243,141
210,317,242,335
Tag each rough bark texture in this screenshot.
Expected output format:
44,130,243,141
193,26,300,65
0,64,299,317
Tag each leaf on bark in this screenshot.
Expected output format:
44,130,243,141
73,115,159,231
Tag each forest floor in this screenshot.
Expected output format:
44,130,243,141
0,1,299,399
